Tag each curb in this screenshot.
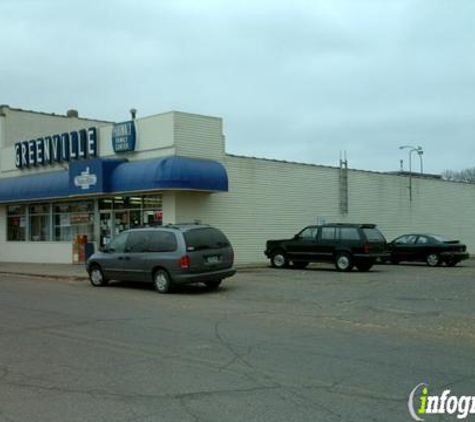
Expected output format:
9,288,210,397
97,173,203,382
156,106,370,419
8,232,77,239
0,264,268,281
0,271,88,281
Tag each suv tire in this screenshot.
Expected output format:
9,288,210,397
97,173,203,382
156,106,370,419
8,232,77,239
89,265,108,287
335,253,353,272
270,250,289,268
153,269,172,293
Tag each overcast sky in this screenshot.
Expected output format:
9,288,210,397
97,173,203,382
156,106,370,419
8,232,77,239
1,0,474,174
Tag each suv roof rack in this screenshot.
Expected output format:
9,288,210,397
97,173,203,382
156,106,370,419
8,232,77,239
324,223,377,228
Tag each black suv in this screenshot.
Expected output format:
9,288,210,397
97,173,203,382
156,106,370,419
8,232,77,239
265,223,388,272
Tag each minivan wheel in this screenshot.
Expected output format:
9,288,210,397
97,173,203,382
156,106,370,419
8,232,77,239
205,280,222,290
89,265,108,287
335,253,353,272
426,253,440,267
153,269,172,294
270,251,289,268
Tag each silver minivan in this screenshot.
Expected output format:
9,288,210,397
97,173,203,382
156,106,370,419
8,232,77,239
86,224,236,293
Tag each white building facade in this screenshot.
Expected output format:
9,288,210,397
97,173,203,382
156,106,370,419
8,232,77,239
0,105,473,264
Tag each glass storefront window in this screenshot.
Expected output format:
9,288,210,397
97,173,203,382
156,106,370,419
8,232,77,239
97,194,163,246
7,205,26,241
29,204,51,241
112,197,140,210
6,193,163,244
143,195,163,227
98,199,113,210
143,196,163,208
54,201,94,242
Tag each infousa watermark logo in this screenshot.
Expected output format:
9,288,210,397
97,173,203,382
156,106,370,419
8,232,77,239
408,383,475,420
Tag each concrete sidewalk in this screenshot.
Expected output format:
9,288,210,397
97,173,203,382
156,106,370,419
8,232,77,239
0,262,90,280
0,261,265,281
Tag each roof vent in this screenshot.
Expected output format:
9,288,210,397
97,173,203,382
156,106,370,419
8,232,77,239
66,109,79,118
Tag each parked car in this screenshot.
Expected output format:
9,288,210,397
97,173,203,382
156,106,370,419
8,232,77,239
387,233,469,267
86,224,236,293
264,223,389,272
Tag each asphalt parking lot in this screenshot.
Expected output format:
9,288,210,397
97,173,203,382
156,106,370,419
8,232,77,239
1,261,474,421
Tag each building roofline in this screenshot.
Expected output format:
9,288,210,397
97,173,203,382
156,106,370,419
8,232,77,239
225,153,471,184
0,105,112,124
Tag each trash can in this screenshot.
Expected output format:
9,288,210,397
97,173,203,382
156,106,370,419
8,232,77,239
85,242,95,261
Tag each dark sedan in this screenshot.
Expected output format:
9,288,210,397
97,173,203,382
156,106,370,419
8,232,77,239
387,234,469,267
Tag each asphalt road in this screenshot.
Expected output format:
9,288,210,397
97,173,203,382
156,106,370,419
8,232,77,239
1,261,475,422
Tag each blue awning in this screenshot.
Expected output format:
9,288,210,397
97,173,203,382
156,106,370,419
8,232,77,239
0,156,228,203
110,156,228,193
0,171,70,203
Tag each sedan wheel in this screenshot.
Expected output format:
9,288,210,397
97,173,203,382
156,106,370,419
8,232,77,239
89,266,108,287
153,269,172,294
426,253,440,267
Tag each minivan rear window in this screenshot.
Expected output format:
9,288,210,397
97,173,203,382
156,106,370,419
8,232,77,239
363,228,385,242
148,231,177,252
184,228,230,251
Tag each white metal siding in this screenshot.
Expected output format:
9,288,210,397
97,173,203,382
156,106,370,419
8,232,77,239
176,155,475,265
174,113,225,161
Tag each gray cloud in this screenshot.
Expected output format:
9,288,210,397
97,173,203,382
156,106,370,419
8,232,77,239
1,0,474,174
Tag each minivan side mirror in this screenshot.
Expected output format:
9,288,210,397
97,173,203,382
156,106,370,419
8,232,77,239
294,234,300,239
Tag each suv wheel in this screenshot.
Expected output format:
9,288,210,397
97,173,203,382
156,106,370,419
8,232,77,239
426,253,440,267
205,280,222,290
270,251,289,268
89,265,108,287
335,253,353,272
153,269,172,293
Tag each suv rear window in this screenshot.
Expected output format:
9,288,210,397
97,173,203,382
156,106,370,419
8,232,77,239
363,228,385,242
184,228,230,251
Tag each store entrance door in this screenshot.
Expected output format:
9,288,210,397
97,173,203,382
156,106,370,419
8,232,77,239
100,212,113,248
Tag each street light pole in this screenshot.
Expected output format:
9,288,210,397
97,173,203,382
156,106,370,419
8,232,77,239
399,145,424,202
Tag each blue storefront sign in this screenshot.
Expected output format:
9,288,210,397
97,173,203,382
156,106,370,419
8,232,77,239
15,127,98,169
112,120,136,153
68,158,126,195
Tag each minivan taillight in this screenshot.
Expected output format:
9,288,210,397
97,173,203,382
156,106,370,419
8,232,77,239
363,243,370,254
180,255,191,269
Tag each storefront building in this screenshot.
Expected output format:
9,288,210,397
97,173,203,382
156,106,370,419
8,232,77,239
1,105,474,264
0,106,228,263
